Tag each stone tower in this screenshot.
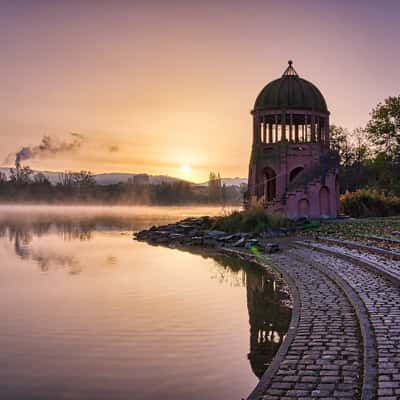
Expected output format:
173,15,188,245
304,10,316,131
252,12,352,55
246,61,339,219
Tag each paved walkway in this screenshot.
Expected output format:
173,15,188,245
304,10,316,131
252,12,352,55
300,248,400,399
252,252,362,400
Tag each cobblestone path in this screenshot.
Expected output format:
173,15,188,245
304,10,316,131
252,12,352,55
255,252,362,400
299,247,400,400
309,240,400,279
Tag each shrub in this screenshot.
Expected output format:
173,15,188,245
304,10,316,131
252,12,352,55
340,189,400,217
212,206,292,233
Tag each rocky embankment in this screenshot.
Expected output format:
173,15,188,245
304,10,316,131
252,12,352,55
133,216,294,253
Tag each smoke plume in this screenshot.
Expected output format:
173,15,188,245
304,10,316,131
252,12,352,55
7,133,85,168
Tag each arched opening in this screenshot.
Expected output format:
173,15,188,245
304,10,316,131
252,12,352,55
319,186,330,217
263,167,276,202
298,198,310,218
289,166,304,182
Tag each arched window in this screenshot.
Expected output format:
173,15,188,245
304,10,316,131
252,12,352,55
289,166,304,182
263,167,276,202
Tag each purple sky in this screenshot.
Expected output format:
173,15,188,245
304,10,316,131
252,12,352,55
1,0,399,181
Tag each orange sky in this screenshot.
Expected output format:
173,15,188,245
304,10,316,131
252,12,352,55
1,1,399,182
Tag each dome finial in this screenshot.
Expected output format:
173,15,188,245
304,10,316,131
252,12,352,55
283,60,298,77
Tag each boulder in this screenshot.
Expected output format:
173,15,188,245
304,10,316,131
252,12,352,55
265,243,280,253
169,233,185,243
245,239,259,249
190,237,203,246
232,238,245,247
206,230,227,239
203,238,218,247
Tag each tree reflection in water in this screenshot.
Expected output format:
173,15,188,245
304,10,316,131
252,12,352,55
0,215,133,273
0,214,292,380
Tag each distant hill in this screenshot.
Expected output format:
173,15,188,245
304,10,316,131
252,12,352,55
92,173,185,185
0,168,186,186
0,167,247,187
197,177,247,187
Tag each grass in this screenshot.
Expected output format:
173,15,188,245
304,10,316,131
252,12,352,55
300,216,400,241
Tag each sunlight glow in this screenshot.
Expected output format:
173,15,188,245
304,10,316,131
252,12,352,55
180,164,191,176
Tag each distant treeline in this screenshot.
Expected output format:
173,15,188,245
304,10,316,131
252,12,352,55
0,168,245,205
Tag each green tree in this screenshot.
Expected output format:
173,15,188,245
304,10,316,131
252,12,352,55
330,125,354,167
366,95,400,162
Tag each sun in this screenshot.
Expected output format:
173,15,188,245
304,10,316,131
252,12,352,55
180,163,191,176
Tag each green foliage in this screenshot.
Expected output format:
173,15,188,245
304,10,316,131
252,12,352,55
330,125,355,168
212,206,292,233
331,100,400,196
366,95,400,162
340,189,400,218
302,221,321,230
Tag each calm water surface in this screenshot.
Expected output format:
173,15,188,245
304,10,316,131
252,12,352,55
0,205,291,400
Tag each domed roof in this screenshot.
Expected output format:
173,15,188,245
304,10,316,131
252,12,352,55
253,61,328,113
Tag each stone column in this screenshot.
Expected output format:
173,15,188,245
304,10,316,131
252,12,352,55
268,123,273,143
317,116,322,142
282,112,287,141
304,113,308,142
253,115,261,145
261,116,266,143
311,114,316,142
289,113,293,142
274,114,278,142
325,116,330,146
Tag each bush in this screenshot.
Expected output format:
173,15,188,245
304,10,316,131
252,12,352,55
340,189,400,217
212,206,292,233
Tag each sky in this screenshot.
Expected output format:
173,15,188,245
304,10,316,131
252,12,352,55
1,0,399,182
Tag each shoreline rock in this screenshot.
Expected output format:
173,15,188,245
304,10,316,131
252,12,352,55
134,216,286,254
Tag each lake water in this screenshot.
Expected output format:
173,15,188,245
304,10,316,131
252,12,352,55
0,205,291,400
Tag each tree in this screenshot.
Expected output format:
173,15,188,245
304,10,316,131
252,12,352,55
352,128,370,165
33,172,50,185
58,171,76,187
73,171,96,188
366,95,400,162
0,172,7,183
330,125,354,167
208,171,222,203
9,165,33,185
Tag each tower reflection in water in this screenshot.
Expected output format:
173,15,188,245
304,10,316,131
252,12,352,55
210,254,292,379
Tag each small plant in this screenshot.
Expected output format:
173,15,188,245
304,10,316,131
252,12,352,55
212,205,292,233
302,221,321,230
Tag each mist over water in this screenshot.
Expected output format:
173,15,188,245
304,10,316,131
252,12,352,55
0,205,290,400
